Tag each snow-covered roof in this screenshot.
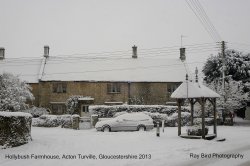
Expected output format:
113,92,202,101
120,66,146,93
41,56,187,82
0,58,42,83
0,55,187,83
171,81,220,99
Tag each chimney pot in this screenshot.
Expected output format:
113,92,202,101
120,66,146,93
180,47,186,61
0,47,5,60
132,45,137,59
195,67,198,82
44,45,49,58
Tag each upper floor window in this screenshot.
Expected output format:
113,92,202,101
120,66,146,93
52,82,67,93
107,83,121,93
167,84,179,94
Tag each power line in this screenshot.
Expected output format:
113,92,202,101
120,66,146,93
1,42,217,61
0,43,218,66
0,47,217,67
228,42,250,47
191,0,222,41
191,0,221,41
186,0,222,42
226,42,250,53
17,61,206,77
186,0,217,41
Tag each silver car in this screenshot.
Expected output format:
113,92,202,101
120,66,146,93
95,112,154,132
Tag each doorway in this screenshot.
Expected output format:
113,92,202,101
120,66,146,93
80,105,90,117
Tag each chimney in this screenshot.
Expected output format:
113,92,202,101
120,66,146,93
132,45,137,59
0,47,5,60
44,45,49,58
180,47,186,61
195,67,198,82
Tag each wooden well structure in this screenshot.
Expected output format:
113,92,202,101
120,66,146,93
171,74,220,139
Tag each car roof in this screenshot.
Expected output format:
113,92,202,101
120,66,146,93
117,113,151,120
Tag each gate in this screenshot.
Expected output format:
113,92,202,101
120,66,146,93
79,116,91,129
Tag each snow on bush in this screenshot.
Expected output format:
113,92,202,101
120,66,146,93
32,115,61,127
205,78,248,113
60,114,73,128
90,105,189,117
203,49,250,83
91,105,190,126
0,112,32,148
65,95,84,114
186,125,209,136
193,118,215,126
0,73,34,112
203,50,250,114
32,114,76,128
165,112,191,127
224,117,234,126
23,106,49,117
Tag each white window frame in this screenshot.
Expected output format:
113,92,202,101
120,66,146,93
107,83,121,93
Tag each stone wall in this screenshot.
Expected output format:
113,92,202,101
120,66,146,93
32,81,181,113
0,112,32,148
245,102,250,120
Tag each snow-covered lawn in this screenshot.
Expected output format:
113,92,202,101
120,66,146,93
1,118,250,166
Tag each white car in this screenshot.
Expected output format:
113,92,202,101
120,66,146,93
95,112,154,132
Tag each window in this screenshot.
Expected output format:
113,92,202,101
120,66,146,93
82,105,89,113
167,84,179,94
51,104,66,115
107,83,121,93
52,82,67,93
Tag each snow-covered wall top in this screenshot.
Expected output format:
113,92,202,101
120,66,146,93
0,111,32,117
41,57,187,82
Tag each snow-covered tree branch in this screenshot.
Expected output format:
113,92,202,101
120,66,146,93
0,73,34,112
203,49,250,113
65,95,83,114
203,49,250,83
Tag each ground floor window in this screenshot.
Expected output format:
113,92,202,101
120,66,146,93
51,104,66,115
107,83,121,93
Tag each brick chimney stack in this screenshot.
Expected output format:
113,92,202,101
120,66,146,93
44,45,49,58
180,47,186,61
132,45,137,59
0,47,5,60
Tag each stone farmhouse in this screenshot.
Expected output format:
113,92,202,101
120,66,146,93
0,46,188,116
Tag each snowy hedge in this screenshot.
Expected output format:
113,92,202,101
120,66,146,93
90,105,191,126
32,114,76,128
0,112,32,148
32,115,61,127
23,106,49,118
165,112,191,127
186,125,209,136
90,105,189,117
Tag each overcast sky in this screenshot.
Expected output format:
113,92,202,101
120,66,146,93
0,0,250,73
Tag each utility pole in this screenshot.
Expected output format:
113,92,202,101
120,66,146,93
221,41,226,100
221,41,226,123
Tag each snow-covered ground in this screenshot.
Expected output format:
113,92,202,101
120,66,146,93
1,118,250,166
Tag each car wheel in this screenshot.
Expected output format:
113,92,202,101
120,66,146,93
138,126,146,131
103,126,110,132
